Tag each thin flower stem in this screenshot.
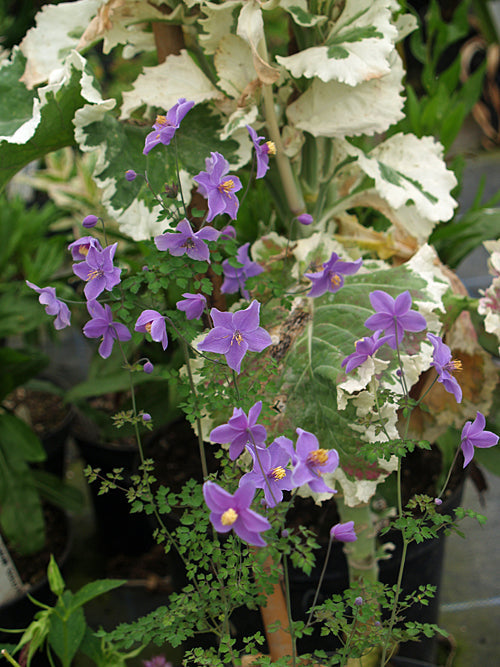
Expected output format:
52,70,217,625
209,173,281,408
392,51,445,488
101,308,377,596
232,369,241,403
1,650,22,667
181,338,209,480
282,554,297,667
173,136,188,217
380,538,409,666
339,607,361,667
144,170,169,211
249,432,279,507
437,446,461,500
305,537,333,628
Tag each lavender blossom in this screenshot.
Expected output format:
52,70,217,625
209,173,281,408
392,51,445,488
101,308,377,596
26,281,71,330
83,300,131,359
240,440,293,507
221,243,263,299
197,300,272,374
341,331,390,374
364,290,427,349
72,243,121,301
143,98,194,155
82,214,99,229
176,292,207,320
209,401,267,460
68,236,103,261
135,310,168,350
460,411,498,467
427,333,462,403
296,213,313,226
330,521,357,542
154,219,219,263
203,480,271,547
246,125,275,179
291,428,338,494
304,252,362,298
193,152,242,222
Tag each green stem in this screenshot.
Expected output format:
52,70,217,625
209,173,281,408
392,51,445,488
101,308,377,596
380,539,409,666
181,339,209,480
282,554,297,667
305,536,333,628
437,447,461,500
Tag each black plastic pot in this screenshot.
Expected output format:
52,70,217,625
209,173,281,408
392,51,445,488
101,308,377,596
74,429,155,557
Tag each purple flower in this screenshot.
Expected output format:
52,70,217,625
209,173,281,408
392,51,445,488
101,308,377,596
220,225,237,239
209,401,267,460
26,281,71,330
125,170,137,182
304,252,362,298
135,310,168,350
221,243,263,299
203,480,271,547
83,300,131,359
68,236,103,261
155,219,219,263
364,290,427,349
197,300,272,374
341,331,390,374
246,125,275,179
330,521,357,542
240,440,293,507
143,98,194,155
82,214,99,229
142,656,171,667
426,333,462,403
72,243,122,301
142,413,152,422
291,428,338,494
176,292,207,320
143,361,154,374
296,213,313,226
193,152,242,222
460,412,498,467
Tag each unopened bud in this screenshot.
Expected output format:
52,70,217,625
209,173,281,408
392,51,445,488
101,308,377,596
82,214,99,229
125,170,137,182
143,361,154,374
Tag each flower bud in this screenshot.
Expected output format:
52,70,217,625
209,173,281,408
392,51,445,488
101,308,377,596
125,170,137,182
142,413,152,422
82,214,99,229
354,596,363,606
296,213,313,226
434,497,443,506
143,361,154,374
164,183,179,198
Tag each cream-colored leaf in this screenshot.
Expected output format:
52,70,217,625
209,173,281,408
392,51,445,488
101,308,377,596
276,0,397,85
199,0,242,55
19,0,102,88
286,51,404,137
120,50,222,119
352,133,458,224
214,34,256,98
236,0,280,84
331,462,397,507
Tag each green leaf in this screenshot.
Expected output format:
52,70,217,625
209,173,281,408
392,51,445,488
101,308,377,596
0,412,46,462
0,477,45,555
0,50,114,192
48,603,86,667
0,48,36,138
31,470,84,513
70,579,125,612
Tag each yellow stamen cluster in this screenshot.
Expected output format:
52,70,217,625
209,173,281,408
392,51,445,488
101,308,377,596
266,141,276,156
145,322,153,334
80,245,90,257
221,508,238,526
219,179,235,195
270,466,286,480
87,269,103,281
156,115,167,126
307,449,329,466
450,359,462,372
330,274,342,287
231,331,244,346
